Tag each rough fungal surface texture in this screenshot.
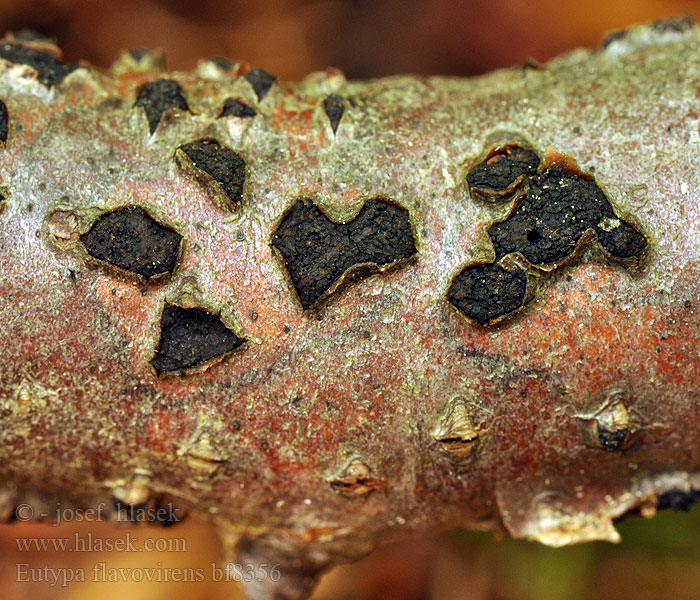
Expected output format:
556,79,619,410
272,198,417,309
449,146,648,324
135,78,191,134
219,97,256,118
1,17,700,600
81,206,182,280
177,138,247,210
151,304,245,375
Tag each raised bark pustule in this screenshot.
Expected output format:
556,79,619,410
1,18,699,600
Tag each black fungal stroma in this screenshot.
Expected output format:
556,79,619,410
466,145,539,202
272,198,417,309
0,42,76,87
323,94,346,134
151,304,245,374
177,138,246,209
135,79,190,134
447,263,527,325
81,206,182,280
489,168,647,265
449,145,647,325
244,68,276,101
597,424,629,452
219,97,256,118
0,99,7,144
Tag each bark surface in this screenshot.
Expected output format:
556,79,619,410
1,18,700,599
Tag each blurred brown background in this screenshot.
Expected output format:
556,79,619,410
3,0,700,599
0,0,699,78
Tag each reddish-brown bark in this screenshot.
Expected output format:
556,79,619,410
1,17,700,599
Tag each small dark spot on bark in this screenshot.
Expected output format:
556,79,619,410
260,440,270,451
24,203,33,213
81,206,182,280
219,97,256,118
129,49,150,61
488,168,646,266
597,423,629,451
652,13,694,33
244,68,276,101
0,99,7,144
447,263,527,324
209,56,233,70
657,489,700,511
232,420,241,431
178,138,246,208
135,79,190,134
151,304,245,375
0,42,76,86
323,94,345,133
272,198,417,309
602,29,628,48
521,58,543,70
283,325,291,333
250,310,259,321
467,145,540,202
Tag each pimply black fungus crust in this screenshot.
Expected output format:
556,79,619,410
657,489,700,511
652,13,694,33
489,168,647,266
178,138,246,208
272,199,417,309
81,207,182,280
596,218,649,258
323,94,346,133
244,68,276,101
466,146,539,201
0,42,76,87
135,79,190,134
449,145,647,325
151,304,245,374
0,99,7,144
219,97,256,118
447,264,527,325
597,424,629,451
